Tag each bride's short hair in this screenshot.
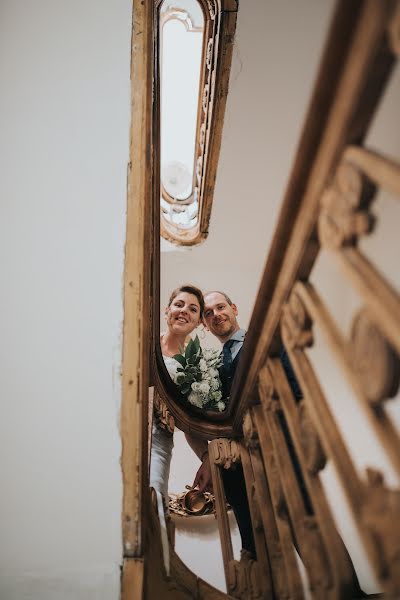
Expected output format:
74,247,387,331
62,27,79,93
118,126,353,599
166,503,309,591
168,285,205,315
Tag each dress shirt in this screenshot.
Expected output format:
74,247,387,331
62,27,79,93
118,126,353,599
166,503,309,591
224,328,246,361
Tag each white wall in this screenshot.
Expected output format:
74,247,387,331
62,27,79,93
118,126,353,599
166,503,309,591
0,1,132,597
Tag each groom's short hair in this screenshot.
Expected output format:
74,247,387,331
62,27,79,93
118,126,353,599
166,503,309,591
204,290,233,306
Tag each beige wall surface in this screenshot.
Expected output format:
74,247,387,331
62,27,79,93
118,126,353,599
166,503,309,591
0,0,131,597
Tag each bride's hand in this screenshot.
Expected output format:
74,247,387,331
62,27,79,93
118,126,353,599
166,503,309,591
193,454,213,493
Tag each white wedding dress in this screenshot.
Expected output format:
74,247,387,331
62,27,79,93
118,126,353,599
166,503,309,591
149,354,180,573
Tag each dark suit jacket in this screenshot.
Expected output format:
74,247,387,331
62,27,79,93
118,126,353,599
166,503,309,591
221,340,302,403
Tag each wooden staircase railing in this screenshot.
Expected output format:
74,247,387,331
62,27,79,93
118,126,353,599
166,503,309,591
121,0,400,598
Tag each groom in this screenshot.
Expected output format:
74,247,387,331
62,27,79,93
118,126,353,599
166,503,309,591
187,289,303,484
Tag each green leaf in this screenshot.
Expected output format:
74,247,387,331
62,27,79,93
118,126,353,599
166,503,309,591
185,338,198,360
172,354,187,367
193,335,201,353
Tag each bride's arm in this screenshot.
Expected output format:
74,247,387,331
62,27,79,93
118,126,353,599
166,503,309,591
185,433,212,493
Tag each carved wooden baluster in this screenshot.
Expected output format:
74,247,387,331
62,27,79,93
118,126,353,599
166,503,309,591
269,376,357,600
281,286,400,594
243,408,301,600
239,438,274,599
318,155,400,359
251,403,305,600
361,468,400,594
291,281,400,476
208,438,269,600
279,291,377,598
258,365,334,600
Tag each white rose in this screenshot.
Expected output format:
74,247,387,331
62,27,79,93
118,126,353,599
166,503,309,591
217,401,225,412
210,378,220,391
208,368,218,378
202,348,214,360
199,358,207,372
199,382,210,395
191,382,201,392
174,372,185,384
188,391,203,408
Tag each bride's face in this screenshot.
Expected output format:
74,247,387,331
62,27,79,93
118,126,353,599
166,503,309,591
166,291,202,336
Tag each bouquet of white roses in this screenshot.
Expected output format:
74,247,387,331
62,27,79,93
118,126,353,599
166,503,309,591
172,335,225,412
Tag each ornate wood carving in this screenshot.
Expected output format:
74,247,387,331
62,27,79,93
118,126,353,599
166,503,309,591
261,367,334,598
298,402,327,476
291,281,400,477
318,161,375,249
242,411,260,449
362,468,400,590
228,559,263,600
349,308,400,405
153,389,175,434
252,407,304,600
159,0,238,245
281,288,314,351
212,438,241,469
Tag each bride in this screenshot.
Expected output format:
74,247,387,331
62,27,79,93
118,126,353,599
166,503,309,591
150,284,204,553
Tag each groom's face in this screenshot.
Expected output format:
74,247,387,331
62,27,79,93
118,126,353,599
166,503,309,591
203,292,239,342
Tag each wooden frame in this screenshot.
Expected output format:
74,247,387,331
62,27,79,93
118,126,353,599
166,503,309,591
120,0,154,596
157,0,238,245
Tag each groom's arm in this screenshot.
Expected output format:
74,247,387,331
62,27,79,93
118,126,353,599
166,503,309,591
185,433,213,493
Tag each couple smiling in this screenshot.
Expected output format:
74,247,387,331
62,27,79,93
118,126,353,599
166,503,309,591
150,285,256,564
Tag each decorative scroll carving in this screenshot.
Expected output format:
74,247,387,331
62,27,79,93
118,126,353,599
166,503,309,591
153,390,175,434
389,2,400,56
318,161,375,249
349,309,400,405
362,469,400,587
202,83,210,113
159,0,238,245
281,289,314,351
212,438,241,469
243,412,260,448
258,365,279,414
298,402,327,475
228,558,263,600
207,0,216,19
206,38,214,69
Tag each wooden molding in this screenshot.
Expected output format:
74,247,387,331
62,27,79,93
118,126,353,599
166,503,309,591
158,1,238,245
121,0,154,560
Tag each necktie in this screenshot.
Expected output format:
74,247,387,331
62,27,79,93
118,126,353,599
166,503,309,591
222,339,235,379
